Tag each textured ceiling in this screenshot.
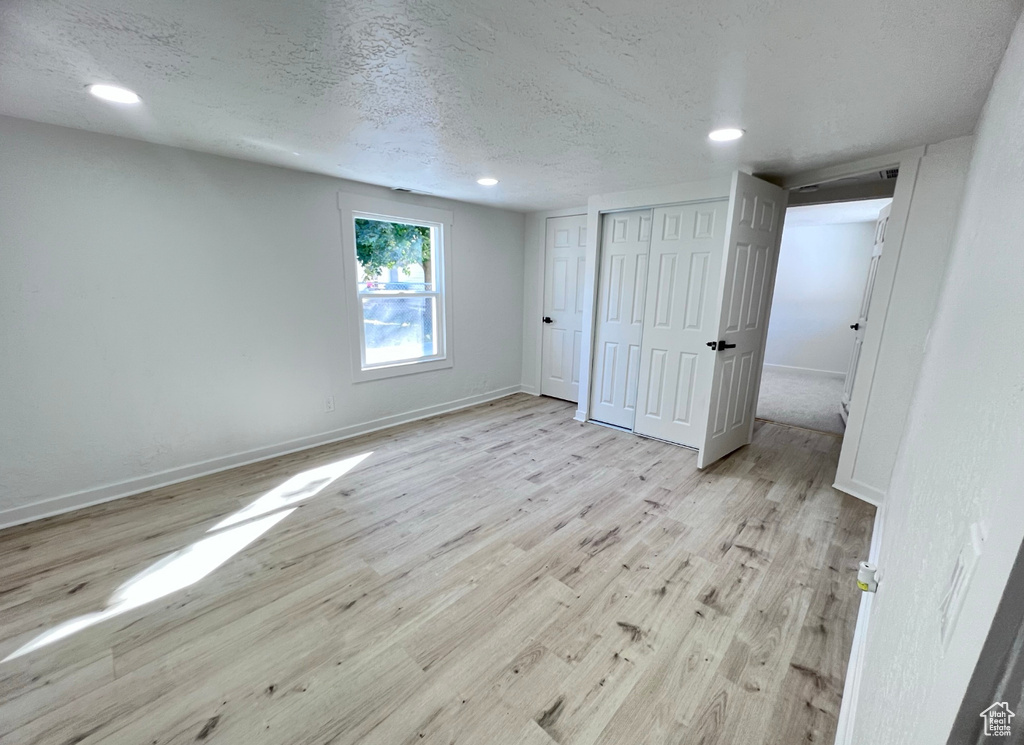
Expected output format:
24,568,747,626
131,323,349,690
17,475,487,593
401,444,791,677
0,0,1020,211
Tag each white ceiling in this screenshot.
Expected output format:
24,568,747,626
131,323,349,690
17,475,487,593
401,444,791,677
785,198,893,228
0,0,1020,211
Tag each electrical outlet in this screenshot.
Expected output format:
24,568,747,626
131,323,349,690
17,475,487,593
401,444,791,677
939,521,986,650
324,395,335,413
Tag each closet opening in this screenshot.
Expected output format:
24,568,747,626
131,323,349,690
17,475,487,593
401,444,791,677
580,171,788,469
755,172,895,438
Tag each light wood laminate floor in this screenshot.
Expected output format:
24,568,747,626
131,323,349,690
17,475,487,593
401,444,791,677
0,394,873,745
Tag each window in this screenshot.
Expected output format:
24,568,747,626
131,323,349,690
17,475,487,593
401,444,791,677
339,194,453,381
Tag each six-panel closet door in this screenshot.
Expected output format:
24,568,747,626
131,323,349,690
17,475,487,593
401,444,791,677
589,209,652,429
632,201,729,447
584,174,786,465
698,174,787,468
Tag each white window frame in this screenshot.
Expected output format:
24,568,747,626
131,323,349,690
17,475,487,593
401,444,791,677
338,193,454,382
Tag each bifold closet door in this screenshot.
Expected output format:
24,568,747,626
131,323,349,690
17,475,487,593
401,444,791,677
589,209,652,429
632,200,729,447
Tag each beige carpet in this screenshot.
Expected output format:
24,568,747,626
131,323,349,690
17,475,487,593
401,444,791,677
756,365,847,435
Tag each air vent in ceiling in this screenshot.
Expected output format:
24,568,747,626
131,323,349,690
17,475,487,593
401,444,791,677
880,168,900,180
392,187,413,193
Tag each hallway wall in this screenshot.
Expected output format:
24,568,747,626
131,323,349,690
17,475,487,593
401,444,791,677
765,220,876,375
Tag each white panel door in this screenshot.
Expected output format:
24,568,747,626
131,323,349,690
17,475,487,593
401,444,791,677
589,209,652,428
633,201,729,447
540,214,588,402
840,203,890,423
698,173,788,469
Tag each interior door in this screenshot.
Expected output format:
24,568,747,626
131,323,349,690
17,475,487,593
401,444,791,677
840,204,890,422
589,209,652,428
540,214,588,402
633,201,729,447
698,173,788,469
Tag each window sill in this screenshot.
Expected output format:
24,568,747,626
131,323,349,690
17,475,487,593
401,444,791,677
352,356,453,383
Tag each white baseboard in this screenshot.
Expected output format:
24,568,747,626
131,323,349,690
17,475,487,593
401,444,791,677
763,362,846,380
833,477,885,507
0,385,524,531
835,591,873,745
833,505,885,745
520,384,540,396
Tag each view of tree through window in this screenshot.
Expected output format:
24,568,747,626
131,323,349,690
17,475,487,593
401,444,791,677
354,217,442,366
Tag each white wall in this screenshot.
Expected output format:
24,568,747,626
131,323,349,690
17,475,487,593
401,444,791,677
763,221,876,375
0,115,526,525
851,8,1024,744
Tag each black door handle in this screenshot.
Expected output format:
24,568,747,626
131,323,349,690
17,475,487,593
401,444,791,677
850,323,860,330
706,340,736,351
542,316,554,324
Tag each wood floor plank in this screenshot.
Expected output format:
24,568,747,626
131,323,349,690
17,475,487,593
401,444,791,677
0,394,873,744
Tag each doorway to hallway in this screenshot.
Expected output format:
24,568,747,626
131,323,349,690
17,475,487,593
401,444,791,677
756,196,892,435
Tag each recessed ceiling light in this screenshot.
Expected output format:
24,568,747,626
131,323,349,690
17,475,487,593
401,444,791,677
708,128,744,142
87,84,141,104
477,177,499,186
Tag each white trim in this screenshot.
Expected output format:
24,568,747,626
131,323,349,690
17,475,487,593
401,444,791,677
762,362,847,379
833,505,886,745
351,354,453,382
338,192,455,383
834,591,873,745
832,477,885,507
0,385,523,531
809,149,927,507
575,176,734,423
834,138,973,510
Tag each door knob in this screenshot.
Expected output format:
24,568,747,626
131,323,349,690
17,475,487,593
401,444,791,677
718,340,737,350
706,341,718,350
542,316,554,324
850,323,860,330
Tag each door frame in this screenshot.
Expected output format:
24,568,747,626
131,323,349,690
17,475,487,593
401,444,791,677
575,176,734,424
778,146,926,506
522,206,587,397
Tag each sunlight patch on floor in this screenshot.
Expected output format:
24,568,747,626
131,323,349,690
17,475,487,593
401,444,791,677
3,452,373,662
